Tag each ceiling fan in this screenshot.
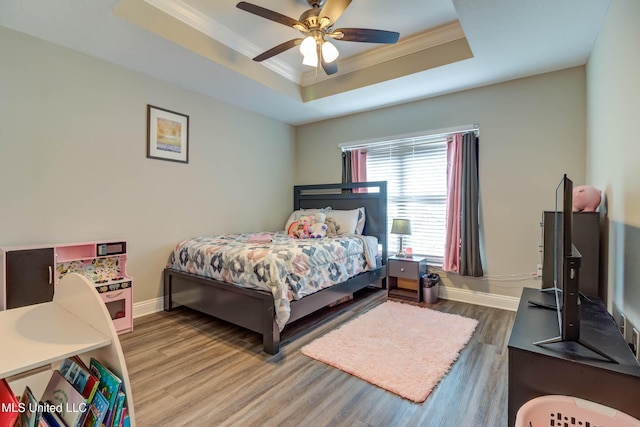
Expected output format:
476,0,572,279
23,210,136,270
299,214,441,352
236,0,400,75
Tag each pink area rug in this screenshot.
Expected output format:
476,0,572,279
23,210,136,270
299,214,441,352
301,301,478,403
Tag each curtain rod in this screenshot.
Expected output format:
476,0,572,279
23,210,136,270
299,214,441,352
339,123,479,151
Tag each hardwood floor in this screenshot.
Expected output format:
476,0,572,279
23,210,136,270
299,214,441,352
120,289,515,427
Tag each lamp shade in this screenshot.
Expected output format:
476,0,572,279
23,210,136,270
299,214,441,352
321,41,339,63
300,36,316,57
302,52,318,67
391,219,411,235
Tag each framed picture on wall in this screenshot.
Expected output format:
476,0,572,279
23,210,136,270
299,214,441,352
147,105,189,163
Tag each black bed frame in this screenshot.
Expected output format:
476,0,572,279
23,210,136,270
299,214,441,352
163,181,388,354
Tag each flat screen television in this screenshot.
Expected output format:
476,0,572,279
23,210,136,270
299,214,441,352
534,174,616,363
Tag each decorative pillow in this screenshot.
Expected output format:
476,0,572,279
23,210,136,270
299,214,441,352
355,207,366,235
326,208,361,235
284,208,329,232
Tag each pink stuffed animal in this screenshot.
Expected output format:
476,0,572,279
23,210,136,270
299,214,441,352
289,215,312,239
572,185,601,212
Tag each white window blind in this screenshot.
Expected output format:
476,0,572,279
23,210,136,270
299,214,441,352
349,135,449,266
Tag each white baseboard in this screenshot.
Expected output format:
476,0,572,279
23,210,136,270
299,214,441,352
439,286,520,311
132,287,520,319
133,297,164,318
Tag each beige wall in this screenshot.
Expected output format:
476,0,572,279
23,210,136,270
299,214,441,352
587,0,640,329
0,27,295,303
296,68,587,298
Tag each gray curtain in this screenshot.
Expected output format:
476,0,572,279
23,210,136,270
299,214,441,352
341,151,352,184
460,132,483,277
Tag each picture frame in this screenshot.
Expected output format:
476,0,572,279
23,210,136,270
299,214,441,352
147,105,189,163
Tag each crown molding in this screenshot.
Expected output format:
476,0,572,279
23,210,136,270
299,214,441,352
144,0,301,82
143,1,465,87
301,21,466,86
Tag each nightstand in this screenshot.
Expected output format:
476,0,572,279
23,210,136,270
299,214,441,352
387,255,427,302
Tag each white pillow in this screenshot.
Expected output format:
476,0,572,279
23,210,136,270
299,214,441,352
326,208,361,235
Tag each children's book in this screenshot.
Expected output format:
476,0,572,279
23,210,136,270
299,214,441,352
59,356,100,402
15,386,39,427
89,358,122,427
119,408,127,427
41,370,88,427
109,392,125,427
0,378,19,427
40,408,66,427
80,390,109,427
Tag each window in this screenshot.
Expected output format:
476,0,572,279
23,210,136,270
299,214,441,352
366,137,447,265
344,131,456,266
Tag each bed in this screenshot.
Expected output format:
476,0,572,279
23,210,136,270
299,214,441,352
163,181,388,354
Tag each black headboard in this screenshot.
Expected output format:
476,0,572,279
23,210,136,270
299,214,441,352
293,181,388,264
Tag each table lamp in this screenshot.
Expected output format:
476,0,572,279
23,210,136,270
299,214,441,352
391,218,411,257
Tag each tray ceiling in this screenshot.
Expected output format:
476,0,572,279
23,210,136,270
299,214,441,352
0,0,611,125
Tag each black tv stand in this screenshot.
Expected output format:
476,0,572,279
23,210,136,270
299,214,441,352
533,334,618,364
508,288,640,427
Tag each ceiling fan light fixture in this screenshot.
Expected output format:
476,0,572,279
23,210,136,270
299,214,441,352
302,51,318,67
302,53,318,67
321,40,339,63
237,1,400,76
300,35,317,57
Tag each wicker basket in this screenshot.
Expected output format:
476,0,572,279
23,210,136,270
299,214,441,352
515,395,640,427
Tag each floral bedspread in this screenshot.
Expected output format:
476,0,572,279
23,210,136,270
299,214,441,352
166,231,373,330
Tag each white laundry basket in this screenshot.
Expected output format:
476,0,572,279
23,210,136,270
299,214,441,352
515,395,640,427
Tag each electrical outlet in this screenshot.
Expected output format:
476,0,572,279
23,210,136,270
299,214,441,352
536,264,543,278
621,314,628,337
633,328,639,360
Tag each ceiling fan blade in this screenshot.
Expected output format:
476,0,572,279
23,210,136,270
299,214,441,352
321,57,338,75
331,28,400,44
236,2,303,29
319,0,352,27
253,38,303,62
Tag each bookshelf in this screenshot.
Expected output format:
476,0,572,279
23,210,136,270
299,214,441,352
0,273,136,425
